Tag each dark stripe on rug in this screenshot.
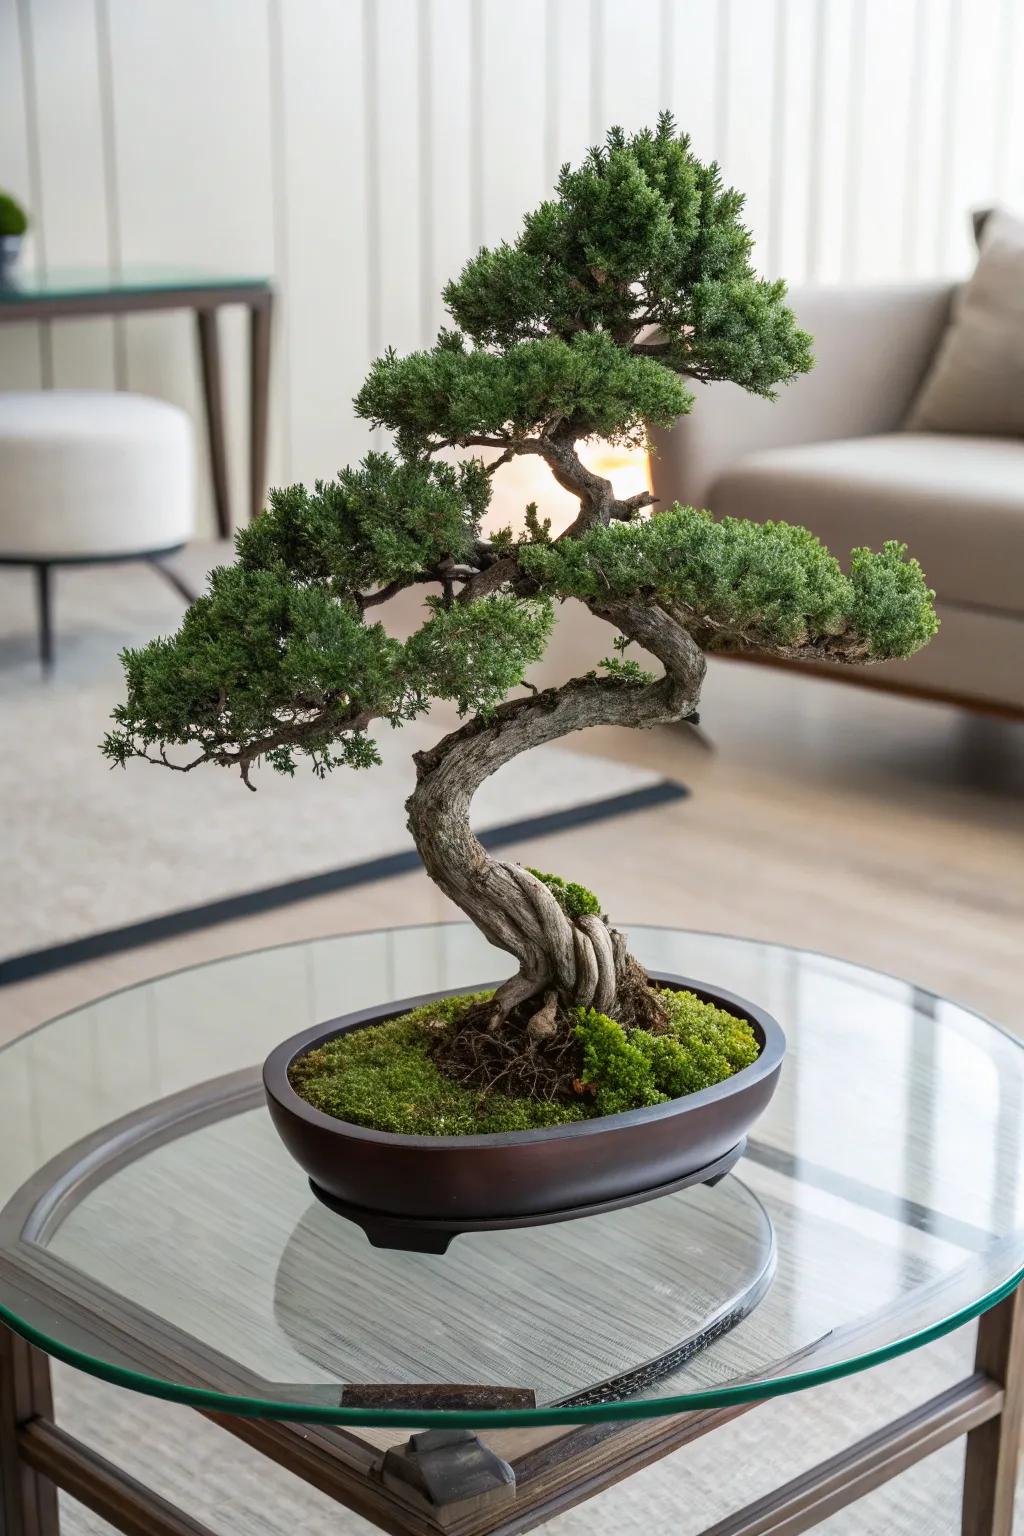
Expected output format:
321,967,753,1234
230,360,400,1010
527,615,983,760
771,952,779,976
1,778,687,986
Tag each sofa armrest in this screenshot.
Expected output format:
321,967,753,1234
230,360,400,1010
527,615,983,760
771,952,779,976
648,282,955,509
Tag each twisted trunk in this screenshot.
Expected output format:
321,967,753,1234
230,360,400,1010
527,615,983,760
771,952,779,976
405,597,706,1017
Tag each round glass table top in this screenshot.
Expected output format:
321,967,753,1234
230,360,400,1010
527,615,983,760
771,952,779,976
0,924,1021,1429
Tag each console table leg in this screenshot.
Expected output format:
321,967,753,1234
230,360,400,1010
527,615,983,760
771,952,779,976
195,307,232,540
962,1284,1024,1535
0,1328,59,1536
248,294,272,523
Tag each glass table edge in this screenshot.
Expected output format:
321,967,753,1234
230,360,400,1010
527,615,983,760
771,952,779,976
5,918,1020,1057
2,1264,1020,1431
4,920,1021,1427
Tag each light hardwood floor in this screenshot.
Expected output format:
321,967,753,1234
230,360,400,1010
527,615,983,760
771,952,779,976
3,654,1021,1044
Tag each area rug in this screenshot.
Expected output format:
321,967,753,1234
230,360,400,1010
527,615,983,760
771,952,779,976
0,554,683,980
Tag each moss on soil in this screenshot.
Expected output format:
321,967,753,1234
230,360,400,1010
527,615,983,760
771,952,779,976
288,986,760,1136
526,869,602,919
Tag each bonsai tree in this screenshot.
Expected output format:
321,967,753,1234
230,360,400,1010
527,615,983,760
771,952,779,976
0,192,28,238
104,117,936,1067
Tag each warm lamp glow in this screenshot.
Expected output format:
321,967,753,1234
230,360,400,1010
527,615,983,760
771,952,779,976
578,440,654,499
483,439,653,539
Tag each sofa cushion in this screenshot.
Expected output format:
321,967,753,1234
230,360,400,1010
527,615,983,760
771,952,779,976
708,432,1024,615
905,208,1024,436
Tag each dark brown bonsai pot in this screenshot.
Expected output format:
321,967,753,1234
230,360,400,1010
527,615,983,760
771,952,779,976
263,972,784,1235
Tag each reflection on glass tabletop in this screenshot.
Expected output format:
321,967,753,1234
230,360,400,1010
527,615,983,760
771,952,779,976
0,924,1020,1428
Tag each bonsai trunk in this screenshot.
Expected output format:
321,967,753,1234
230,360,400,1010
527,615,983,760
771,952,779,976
406,595,706,1019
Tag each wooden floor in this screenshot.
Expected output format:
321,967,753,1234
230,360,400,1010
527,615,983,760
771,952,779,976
3,655,1022,1044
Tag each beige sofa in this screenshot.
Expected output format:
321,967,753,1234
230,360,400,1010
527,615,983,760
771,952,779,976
649,284,1024,716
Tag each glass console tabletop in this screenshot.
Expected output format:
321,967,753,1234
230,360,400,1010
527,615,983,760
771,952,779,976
0,924,1021,1430
0,265,272,303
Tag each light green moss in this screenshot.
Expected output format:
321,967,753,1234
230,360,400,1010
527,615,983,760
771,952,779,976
573,990,758,1118
574,1008,667,1116
644,987,761,1093
526,868,602,918
289,986,759,1136
288,994,591,1135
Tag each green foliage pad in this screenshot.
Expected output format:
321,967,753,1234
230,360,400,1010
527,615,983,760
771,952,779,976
442,115,812,394
521,508,938,659
236,454,488,593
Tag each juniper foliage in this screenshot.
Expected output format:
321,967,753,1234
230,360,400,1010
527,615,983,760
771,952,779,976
356,328,693,455
441,120,812,394
237,454,489,592
520,508,938,659
104,114,937,797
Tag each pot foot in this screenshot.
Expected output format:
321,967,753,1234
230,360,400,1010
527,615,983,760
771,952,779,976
307,1137,747,1253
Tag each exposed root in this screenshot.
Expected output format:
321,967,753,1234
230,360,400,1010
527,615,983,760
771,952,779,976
571,927,599,1009
486,904,625,1020
613,953,672,1033
488,969,548,1021
576,914,616,1012
430,958,673,1102
526,991,559,1044
433,993,585,1103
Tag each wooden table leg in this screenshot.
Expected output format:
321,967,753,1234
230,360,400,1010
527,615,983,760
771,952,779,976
248,294,272,523
0,1327,59,1536
195,307,232,540
962,1283,1024,1535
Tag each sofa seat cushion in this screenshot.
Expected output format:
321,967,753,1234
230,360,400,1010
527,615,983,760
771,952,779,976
708,432,1024,616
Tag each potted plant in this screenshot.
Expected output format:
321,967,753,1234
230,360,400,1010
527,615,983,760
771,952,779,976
104,118,937,1245
0,192,29,283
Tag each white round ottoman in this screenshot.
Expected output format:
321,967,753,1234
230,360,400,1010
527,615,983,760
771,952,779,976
0,390,195,669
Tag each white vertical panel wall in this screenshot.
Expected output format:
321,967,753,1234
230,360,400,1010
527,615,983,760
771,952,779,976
28,0,117,389
104,0,280,532
0,0,43,389
1,0,1022,535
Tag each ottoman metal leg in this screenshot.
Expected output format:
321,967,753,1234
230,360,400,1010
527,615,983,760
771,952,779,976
33,565,53,674
147,557,196,607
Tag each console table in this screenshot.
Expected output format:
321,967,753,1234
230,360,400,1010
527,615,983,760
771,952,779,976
0,266,274,536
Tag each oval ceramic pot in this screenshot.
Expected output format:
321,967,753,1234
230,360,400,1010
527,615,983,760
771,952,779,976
0,235,22,285
263,972,785,1224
